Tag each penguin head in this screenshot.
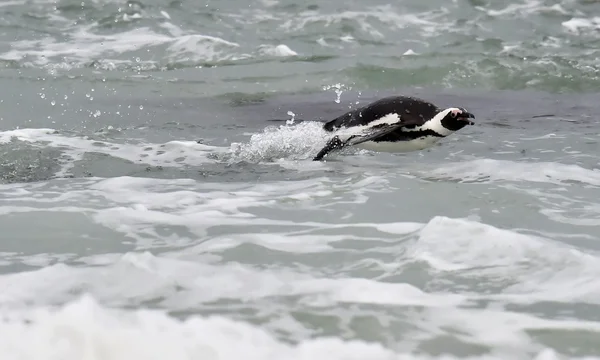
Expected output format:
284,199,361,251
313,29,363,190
439,107,475,131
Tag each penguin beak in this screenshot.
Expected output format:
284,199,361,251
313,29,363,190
459,112,475,125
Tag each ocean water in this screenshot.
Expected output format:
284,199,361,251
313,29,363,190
1,0,600,359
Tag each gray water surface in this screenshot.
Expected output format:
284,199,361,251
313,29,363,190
1,0,600,359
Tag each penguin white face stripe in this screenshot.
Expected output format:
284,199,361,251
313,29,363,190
400,108,461,137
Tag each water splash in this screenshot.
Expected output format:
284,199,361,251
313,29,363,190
228,121,332,163
286,111,296,125
322,83,350,104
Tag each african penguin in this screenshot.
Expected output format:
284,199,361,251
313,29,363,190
313,95,475,161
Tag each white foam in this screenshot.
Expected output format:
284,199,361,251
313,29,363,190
0,0,23,7
257,44,298,57
0,251,465,309
0,18,258,70
2,168,600,358
166,33,243,64
3,151,380,257
423,158,600,186
0,6,320,71
279,5,441,39
1,171,392,254
3,26,166,67
0,295,403,360
562,17,600,34
228,121,332,163
406,216,600,304
0,128,223,177
3,211,600,308
0,260,599,359
480,0,567,17
540,207,600,227
8,294,588,360
421,305,600,353
87,174,392,244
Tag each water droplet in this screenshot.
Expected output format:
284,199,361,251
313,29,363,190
85,93,90,98
139,105,144,110
135,57,140,63
40,93,45,99
51,100,56,106
64,95,68,100
286,111,296,125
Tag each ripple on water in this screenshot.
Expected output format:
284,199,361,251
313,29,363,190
2,0,600,358
1,148,600,358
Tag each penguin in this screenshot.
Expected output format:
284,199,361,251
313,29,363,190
313,95,475,161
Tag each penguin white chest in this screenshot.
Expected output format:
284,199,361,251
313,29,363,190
355,136,442,153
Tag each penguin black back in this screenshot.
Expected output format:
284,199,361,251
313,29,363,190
322,96,441,131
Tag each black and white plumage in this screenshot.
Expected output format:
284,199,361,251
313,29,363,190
312,95,475,161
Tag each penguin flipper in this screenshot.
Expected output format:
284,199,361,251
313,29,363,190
312,123,402,161
312,135,345,161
